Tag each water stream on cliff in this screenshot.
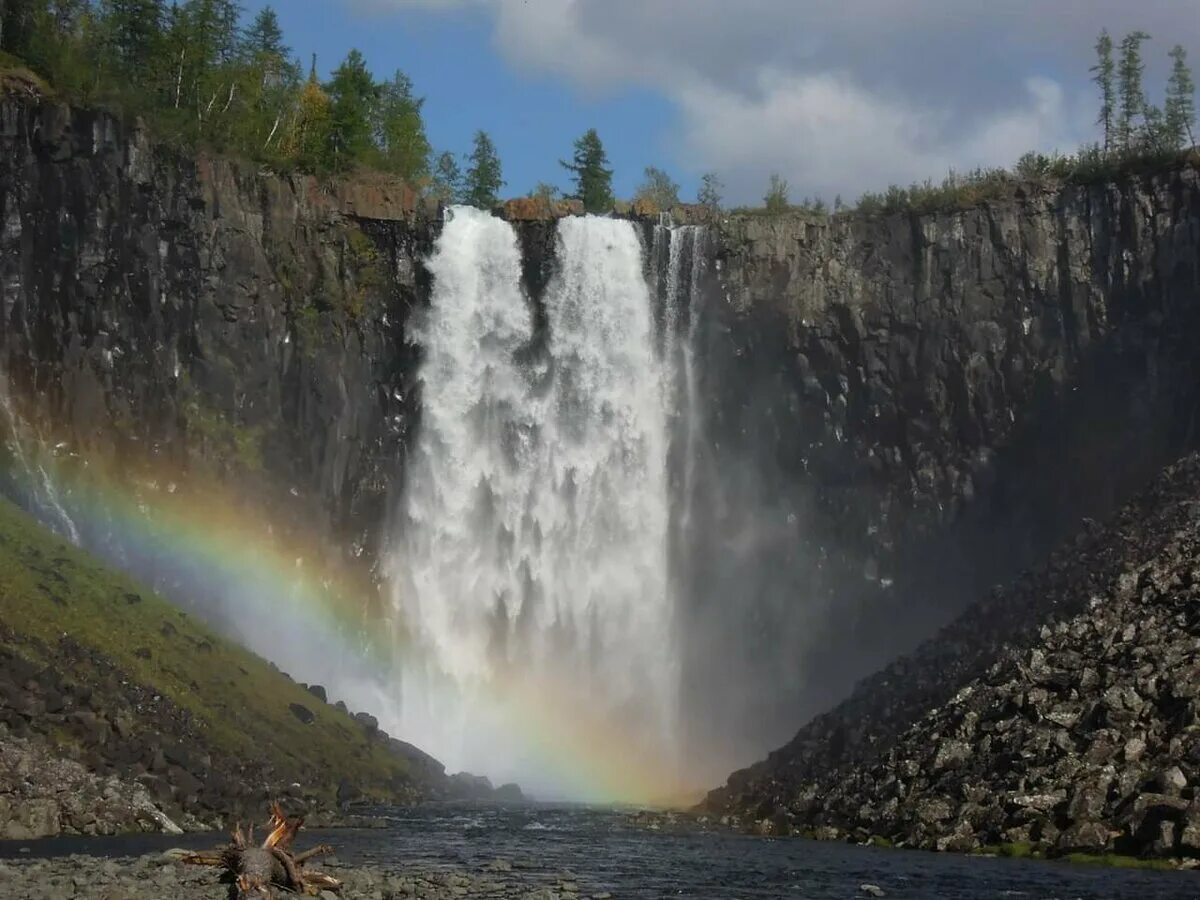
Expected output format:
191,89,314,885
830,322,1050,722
0,378,81,545
391,208,691,798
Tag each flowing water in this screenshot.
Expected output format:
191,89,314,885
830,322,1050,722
391,209,685,797
4,805,1197,900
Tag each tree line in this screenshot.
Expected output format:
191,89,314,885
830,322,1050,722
0,0,726,212
757,27,1196,216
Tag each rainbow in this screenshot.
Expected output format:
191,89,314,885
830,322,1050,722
0,396,697,805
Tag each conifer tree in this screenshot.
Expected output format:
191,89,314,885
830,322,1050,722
325,49,378,171
430,150,462,206
561,128,613,213
463,130,504,209
100,0,166,86
375,71,431,182
1165,44,1196,149
1117,30,1151,151
243,6,286,68
1091,29,1116,152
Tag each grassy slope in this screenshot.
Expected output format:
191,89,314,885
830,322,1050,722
0,495,413,800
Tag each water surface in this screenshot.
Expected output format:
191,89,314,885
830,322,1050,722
2,804,1195,899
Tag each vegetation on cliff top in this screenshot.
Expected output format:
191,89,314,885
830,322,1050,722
0,5,1194,217
0,493,417,801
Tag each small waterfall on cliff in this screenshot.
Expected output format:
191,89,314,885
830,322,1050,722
0,378,80,544
392,208,681,796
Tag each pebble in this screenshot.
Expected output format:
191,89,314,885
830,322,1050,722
0,852,604,899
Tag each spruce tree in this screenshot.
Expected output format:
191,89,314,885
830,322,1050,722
375,71,431,182
1091,29,1116,152
243,6,286,64
561,128,614,213
463,130,504,209
1117,31,1151,152
430,150,462,206
1165,45,1196,149
325,49,378,171
100,0,166,84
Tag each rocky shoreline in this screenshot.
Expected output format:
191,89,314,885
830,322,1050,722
0,852,601,900
705,453,1200,861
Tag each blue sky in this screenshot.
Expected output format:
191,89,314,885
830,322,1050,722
244,1,695,201
245,1,1199,205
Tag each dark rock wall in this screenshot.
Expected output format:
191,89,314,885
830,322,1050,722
0,99,435,573
690,166,1200,764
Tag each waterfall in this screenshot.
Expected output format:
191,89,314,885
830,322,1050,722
0,377,81,544
392,208,683,796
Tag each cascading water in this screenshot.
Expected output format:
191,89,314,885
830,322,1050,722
0,377,81,544
391,207,686,798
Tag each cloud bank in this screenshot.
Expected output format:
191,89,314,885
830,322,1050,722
358,0,1199,202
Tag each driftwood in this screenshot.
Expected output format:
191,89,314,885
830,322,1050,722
183,803,341,898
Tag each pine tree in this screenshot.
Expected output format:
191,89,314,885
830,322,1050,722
375,71,430,182
430,150,462,206
1165,44,1196,149
697,171,723,211
325,49,379,171
764,173,789,212
634,166,680,208
1117,31,1151,152
1091,29,1116,152
561,128,613,213
463,130,503,209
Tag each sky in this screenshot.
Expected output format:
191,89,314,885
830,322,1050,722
247,0,1200,205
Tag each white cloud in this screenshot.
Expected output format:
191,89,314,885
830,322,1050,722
354,0,1200,201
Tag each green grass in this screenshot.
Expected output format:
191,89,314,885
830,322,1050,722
0,495,413,802
974,843,1180,870
1061,853,1179,871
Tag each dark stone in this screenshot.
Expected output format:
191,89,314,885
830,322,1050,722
306,684,327,703
288,703,315,725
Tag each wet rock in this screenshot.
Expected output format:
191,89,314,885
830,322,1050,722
288,702,315,725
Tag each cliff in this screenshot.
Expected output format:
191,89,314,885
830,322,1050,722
0,97,435,578
686,165,1200,755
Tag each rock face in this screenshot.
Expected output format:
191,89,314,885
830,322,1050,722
686,166,1200,749
0,97,434,579
704,452,1200,858
0,727,192,839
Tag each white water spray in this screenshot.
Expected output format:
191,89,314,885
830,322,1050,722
392,208,682,795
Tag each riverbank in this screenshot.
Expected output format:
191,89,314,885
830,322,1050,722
0,852,592,900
